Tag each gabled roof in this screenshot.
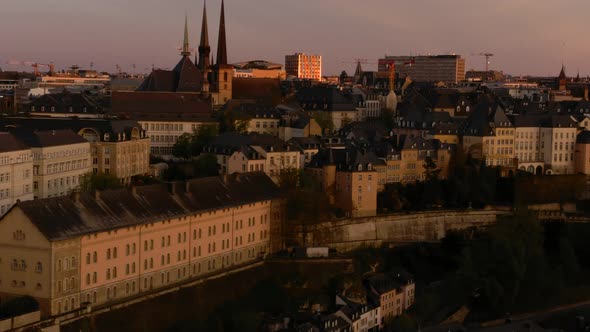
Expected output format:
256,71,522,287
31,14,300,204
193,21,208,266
0,117,145,143
137,56,203,93
11,128,88,148
232,78,283,104
9,173,278,241
0,132,30,153
29,91,102,114
111,91,214,122
296,87,357,112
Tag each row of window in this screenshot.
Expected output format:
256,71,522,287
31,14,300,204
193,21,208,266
42,159,89,175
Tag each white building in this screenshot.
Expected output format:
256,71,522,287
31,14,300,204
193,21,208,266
0,133,34,215
13,130,91,199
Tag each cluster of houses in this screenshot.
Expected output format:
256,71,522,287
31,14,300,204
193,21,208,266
262,271,415,332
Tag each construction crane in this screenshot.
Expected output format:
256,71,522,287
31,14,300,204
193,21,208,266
472,53,494,71
5,60,55,76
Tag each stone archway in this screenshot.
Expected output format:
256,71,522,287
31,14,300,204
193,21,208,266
536,166,543,175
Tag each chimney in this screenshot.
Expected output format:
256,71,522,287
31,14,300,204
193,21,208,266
585,85,588,101
93,190,100,201
185,181,191,193
130,185,137,196
166,182,176,195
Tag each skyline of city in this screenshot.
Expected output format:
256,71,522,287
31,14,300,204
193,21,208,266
2,0,590,77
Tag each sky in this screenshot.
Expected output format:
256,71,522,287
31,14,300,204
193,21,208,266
1,0,589,77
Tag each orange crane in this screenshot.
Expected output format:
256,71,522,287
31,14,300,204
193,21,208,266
5,60,55,76
472,53,494,71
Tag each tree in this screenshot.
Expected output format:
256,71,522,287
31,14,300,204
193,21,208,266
172,133,193,159
313,111,334,134
79,173,123,192
423,156,441,181
192,153,219,177
171,125,219,159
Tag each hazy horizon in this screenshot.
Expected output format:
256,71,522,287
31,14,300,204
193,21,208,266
1,0,588,77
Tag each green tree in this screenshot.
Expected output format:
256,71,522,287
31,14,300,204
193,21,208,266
172,133,193,159
313,111,334,134
192,153,219,177
79,173,123,192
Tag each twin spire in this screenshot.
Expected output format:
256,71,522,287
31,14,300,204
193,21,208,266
181,0,228,67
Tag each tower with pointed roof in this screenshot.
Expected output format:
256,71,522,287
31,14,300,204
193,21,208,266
558,65,567,91
197,1,211,94
137,15,203,92
210,0,233,107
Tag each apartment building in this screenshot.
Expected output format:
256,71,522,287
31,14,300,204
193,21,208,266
0,173,280,317
0,118,150,184
138,119,218,157
378,55,465,84
285,53,322,81
540,116,577,175
463,103,515,168
307,147,378,218
11,129,91,199
208,133,302,180
364,272,415,327
575,131,590,174
0,133,34,215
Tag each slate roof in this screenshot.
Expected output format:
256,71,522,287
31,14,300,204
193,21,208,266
232,78,283,104
0,117,145,142
0,132,30,153
208,132,292,154
111,91,215,123
8,173,278,241
296,87,357,112
137,56,203,92
11,129,88,148
308,144,383,171
29,91,102,114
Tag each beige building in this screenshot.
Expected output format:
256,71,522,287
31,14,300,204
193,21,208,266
208,133,302,181
0,133,34,216
0,118,151,184
540,116,577,175
365,272,415,327
575,131,590,174
0,173,280,318
307,148,378,218
138,119,218,157
285,53,322,81
12,130,91,199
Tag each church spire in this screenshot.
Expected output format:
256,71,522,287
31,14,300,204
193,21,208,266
198,0,211,69
216,0,228,66
181,13,191,57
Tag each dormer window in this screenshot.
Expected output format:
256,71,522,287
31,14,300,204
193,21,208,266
50,106,55,112
41,106,45,112
31,106,35,112
69,106,73,113
104,133,110,141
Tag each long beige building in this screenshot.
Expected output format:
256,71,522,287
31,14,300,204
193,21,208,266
0,173,281,318
0,133,34,216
